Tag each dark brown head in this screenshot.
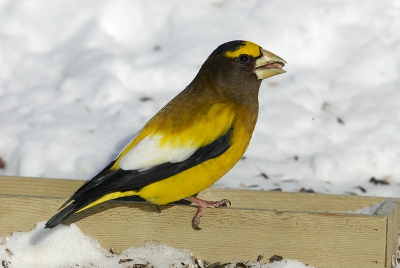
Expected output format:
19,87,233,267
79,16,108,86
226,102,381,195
193,40,286,105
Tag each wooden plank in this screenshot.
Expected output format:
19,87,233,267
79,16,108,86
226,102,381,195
0,176,387,213
1,176,398,267
0,196,391,268
0,176,83,198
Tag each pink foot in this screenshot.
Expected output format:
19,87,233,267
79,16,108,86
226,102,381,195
185,196,231,230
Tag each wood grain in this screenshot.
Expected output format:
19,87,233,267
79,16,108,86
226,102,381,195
198,188,386,212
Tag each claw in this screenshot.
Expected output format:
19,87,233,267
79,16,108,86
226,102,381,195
185,196,231,230
224,199,232,207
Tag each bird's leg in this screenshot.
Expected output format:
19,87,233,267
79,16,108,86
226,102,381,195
185,196,231,230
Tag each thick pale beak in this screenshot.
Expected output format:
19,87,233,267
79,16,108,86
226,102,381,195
253,48,286,80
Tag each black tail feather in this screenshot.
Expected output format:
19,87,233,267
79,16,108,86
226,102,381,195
45,199,93,229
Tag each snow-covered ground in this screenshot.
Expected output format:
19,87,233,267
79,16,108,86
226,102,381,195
1,0,400,267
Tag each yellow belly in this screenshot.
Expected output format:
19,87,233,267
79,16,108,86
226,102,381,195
138,124,251,204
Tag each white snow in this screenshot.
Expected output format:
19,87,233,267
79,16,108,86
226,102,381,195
0,222,195,268
1,0,400,267
0,222,313,268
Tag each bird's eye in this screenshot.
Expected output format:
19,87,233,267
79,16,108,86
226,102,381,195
238,54,250,64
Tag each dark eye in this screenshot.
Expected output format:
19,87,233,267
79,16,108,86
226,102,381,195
238,54,250,64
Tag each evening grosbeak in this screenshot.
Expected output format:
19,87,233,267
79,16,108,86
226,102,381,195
45,40,286,229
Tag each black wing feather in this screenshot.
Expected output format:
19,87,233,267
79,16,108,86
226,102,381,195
45,198,96,228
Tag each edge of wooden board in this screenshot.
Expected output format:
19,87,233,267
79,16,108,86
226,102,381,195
378,198,400,267
0,175,389,213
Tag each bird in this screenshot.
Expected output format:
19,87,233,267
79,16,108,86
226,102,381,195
45,40,286,230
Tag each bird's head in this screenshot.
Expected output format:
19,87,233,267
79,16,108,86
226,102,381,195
190,40,286,107
210,40,286,80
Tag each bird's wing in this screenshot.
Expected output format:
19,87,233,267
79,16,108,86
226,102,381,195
70,103,236,202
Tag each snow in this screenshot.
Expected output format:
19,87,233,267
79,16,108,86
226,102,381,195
0,222,194,268
0,222,313,268
1,0,400,267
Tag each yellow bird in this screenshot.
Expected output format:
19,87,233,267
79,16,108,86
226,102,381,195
45,40,286,229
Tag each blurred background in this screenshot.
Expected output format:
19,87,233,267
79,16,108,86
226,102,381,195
0,0,399,197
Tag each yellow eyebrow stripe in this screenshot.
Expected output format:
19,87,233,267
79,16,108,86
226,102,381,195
224,41,261,58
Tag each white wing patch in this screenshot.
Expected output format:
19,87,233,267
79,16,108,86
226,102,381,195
118,135,197,171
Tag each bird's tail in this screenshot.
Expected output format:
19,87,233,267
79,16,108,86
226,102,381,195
45,199,94,229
